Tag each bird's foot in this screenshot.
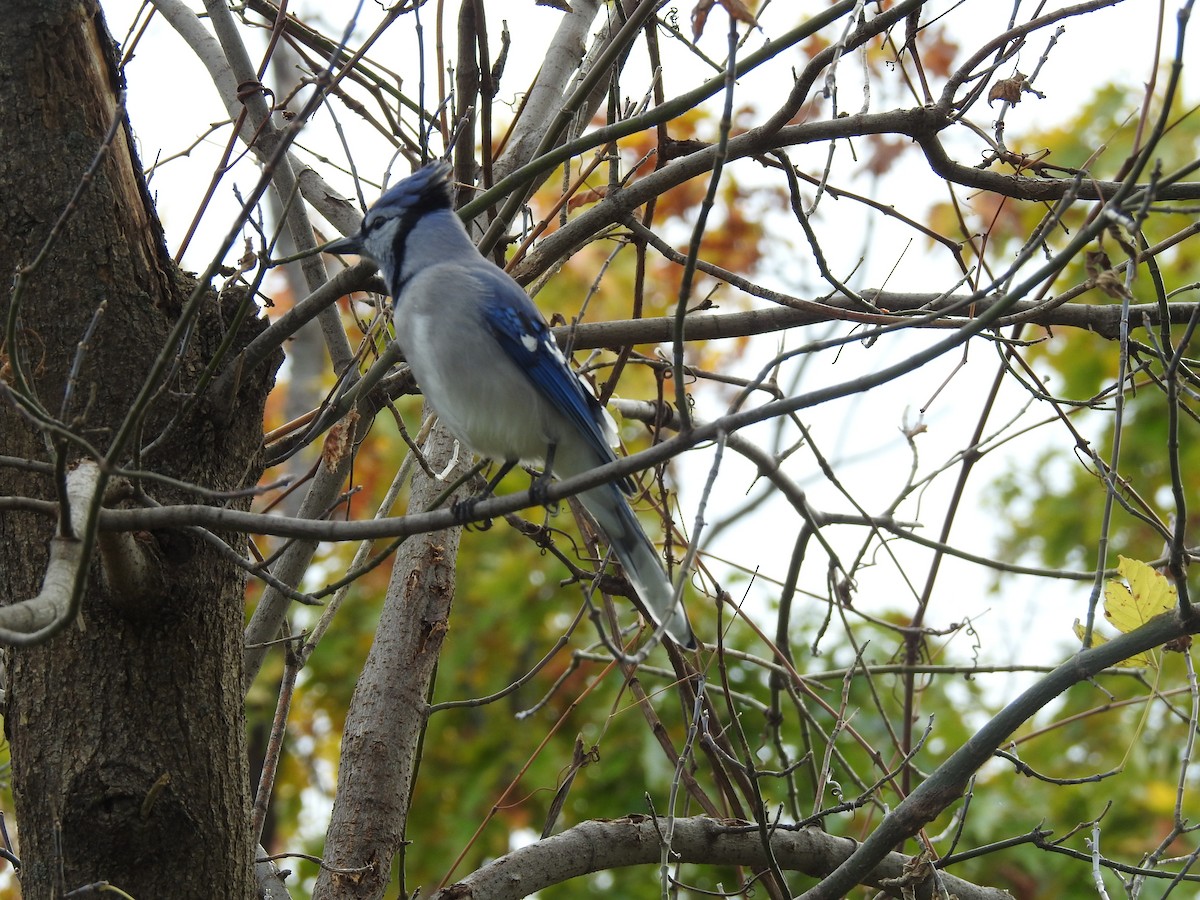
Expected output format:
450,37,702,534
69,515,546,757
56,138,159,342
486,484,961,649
528,469,558,514
451,494,494,530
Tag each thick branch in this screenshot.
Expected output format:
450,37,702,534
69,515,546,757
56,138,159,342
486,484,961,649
311,424,463,898
490,0,601,184
432,815,1014,900
558,294,1200,347
907,112,1200,202
0,461,99,638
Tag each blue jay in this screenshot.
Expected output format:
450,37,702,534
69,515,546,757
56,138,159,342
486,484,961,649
326,163,696,648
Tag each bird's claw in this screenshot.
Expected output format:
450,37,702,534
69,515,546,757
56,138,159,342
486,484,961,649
451,496,493,530
528,470,558,514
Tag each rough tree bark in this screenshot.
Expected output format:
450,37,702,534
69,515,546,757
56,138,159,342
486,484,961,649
0,2,274,895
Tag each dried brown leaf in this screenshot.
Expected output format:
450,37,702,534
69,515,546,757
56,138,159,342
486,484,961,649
567,185,609,211
1086,249,1130,299
719,0,759,27
1165,634,1193,653
691,0,757,40
322,409,360,473
988,71,1028,106
1085,249,1113,278
691,0,716,39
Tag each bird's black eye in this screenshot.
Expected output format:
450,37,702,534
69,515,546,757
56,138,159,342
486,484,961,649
363,216,382,234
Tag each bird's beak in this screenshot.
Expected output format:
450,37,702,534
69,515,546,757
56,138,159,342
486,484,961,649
324,233,362,255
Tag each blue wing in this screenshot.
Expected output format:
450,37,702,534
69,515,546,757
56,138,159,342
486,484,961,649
477,273,634,492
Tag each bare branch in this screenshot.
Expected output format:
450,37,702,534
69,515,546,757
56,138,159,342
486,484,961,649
802,608,1200,899
431,815,1016,900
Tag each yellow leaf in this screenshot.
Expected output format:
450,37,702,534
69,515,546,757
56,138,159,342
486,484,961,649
1072,617,1103,648
1104,556,1177,634
1077,557,1176,669
1072,617,1150,666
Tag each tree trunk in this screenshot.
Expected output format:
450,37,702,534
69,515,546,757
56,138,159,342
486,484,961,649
0,2,272,895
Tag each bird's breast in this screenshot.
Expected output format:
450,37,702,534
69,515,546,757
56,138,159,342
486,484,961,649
397,308,558,464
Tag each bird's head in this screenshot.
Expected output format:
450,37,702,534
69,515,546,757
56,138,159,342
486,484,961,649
324,161,454,266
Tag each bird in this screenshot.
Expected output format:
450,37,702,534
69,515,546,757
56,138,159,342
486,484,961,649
325,162,696,649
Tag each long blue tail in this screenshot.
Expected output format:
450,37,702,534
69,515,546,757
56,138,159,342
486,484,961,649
578,482,696,648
